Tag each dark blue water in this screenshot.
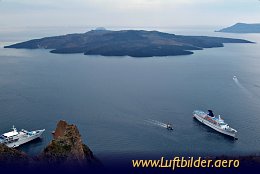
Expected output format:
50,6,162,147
0,27,260,161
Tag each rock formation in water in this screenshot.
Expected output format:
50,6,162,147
39,120,99,167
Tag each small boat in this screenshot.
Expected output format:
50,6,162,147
193,110,237,139
166,123,173,130
233,76,237,80
0,126,45,148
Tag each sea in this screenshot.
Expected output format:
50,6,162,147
0,26,260,162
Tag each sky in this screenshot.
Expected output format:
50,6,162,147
0,0,259,29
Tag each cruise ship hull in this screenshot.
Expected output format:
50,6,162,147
6,130,45,148
193,114,237,138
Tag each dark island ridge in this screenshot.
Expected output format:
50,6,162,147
5,29,253,57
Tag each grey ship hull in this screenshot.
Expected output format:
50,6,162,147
193,113,237,138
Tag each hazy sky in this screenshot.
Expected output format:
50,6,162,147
0,0,259,28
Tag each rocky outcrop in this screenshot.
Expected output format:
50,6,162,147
0,144,30,166
39,120,99,167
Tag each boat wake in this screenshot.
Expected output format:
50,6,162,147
233,76,252,97
145,119,168,128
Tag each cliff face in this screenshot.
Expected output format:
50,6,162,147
39,120,99,167
0,144,30,166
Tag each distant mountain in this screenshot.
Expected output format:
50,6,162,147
95,27,106,31
5,30,253,57
217,23,260,33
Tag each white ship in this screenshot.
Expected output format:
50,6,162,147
193,110,237,139
0,126,45,148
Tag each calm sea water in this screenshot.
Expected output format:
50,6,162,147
0,27,260,161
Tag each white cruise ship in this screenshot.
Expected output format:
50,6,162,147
0,126,45,148
193,110,237,139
